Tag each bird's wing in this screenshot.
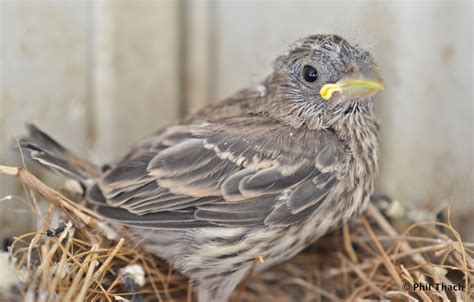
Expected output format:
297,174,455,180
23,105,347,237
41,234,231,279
88,117,347,229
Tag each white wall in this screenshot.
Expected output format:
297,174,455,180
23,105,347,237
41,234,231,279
1,0,472,240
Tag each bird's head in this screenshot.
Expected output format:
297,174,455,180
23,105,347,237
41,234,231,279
263,34,384,130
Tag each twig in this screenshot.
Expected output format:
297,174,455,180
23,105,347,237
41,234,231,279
94,238,125,281
343,224,358,263
0,164,101,224
77,244,100,302
362,217,403,288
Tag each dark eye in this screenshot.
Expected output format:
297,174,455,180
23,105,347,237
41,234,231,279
303,65,318,83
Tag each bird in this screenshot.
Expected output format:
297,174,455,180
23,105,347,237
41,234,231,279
19,34,384,301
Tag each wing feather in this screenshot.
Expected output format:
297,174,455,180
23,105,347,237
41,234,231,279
88,118,347,228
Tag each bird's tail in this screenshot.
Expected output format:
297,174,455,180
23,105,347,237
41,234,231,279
19,124,101,183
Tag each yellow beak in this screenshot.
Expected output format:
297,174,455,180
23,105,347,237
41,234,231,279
319,66,384,100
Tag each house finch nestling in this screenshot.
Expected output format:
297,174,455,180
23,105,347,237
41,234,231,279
20,34,383,301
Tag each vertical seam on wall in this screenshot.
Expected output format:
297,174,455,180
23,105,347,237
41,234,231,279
178,0,187,118
208,0,218,104
0,1,5,199
0,2,5,164
85,0,96,155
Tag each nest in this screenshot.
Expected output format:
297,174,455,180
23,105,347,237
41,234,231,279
0,164,472,301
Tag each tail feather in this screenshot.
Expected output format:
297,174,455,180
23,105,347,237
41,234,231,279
19,124,101,182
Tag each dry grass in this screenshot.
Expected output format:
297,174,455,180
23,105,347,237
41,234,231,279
0,164,472,301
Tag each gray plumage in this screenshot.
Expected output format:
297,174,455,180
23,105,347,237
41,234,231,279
19,34,383,301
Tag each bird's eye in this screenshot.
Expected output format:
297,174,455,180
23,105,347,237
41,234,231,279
303,65,318,83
